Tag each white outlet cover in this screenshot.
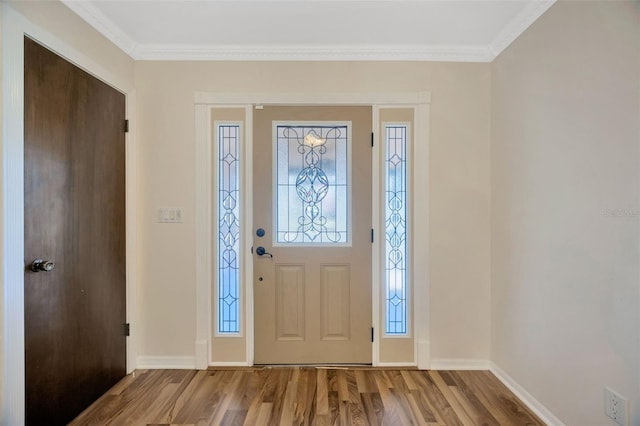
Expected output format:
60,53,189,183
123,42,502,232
605,386,629,426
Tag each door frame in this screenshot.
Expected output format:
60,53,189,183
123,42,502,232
195,92,430,369
1,5,137,424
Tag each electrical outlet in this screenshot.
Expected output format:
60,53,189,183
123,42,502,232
605,387,629,426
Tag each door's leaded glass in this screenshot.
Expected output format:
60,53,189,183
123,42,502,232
276,124,349,244
385,125,407,335
217,124,240,333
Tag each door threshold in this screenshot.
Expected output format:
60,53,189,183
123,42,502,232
254,363,373,369
253,364,419,370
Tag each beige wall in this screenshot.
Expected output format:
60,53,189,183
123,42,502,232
491,1,640,424
8,0,640,422
6,0,133,90
134,61,492,362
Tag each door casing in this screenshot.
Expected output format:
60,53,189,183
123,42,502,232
195,92,431,369
1,5,137,424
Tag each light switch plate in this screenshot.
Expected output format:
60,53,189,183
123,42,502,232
156,207,184,223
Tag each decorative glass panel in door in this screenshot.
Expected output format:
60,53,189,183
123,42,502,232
275,124,350,244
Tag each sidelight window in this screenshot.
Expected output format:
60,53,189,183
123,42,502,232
384,125,408,335
217,124,241,334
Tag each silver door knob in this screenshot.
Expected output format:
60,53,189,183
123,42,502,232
30,259,55,272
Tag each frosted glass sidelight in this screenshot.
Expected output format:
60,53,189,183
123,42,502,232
275,125,349,244
385,125,407,335
218,124,240,333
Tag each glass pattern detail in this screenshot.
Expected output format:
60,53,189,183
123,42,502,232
385,126,407,334
276,125,348,244
218,125,240,333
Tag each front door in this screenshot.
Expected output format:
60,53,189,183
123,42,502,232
24,37,127,425
253,106,372,364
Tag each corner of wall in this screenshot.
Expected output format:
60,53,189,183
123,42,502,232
490,362,565,426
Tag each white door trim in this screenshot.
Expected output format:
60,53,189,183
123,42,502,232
1,5,137,424
195,92,430,369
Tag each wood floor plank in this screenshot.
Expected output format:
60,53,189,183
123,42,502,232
279,369,299,426
360,392,384,426
205,370,244,425
316,368,330,416
163,370,209,423
354,370,371,394
344,370,361,405
408,389,440,424
405,391,431,425
173,371,224,423
447,371,501,426
336,370,350,402
327,390,340,425
429,371,474,426
269,368,293,424
409,370,462,426
301,368,317,425
106,370,191,425
69,367,545,426
401,370,419,391
153,371,202,423
254,402,273,425
372,370,412,425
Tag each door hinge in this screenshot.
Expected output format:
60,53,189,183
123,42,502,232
371,228,374,243
124,119,130,133
124,323,130,337
371,132,374,147
371,327,374,342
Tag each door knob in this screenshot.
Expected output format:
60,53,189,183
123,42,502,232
255,246,273,258
30,259,55,272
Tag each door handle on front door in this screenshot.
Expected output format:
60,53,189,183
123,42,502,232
30,259,55,272
255,246,273,258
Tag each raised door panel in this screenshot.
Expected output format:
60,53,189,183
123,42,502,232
320,264,350,341
276,264,305,341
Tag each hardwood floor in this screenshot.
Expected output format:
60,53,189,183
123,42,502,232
69,367,544,425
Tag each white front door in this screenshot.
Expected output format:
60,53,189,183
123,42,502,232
253,106,372,364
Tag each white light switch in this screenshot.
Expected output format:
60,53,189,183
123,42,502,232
156,207,184,223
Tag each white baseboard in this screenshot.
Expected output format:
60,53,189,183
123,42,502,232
209,361,253,367
137,356,196,369
430,358,490,370
490,362,565,426
376,362,418,368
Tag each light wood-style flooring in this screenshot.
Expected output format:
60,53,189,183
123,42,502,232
70,367,544,425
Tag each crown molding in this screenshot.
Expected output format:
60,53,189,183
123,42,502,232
60,0,554,63
132,44,495,62
60,0,138,55
489,0,556,58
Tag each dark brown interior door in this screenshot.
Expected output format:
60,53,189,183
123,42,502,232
24,36,126,426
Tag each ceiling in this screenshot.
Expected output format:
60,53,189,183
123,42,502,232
61,0,555,62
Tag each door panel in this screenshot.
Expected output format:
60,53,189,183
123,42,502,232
320,264,350,340
254,106,372,364
275,264,306,340
24,37,126,425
